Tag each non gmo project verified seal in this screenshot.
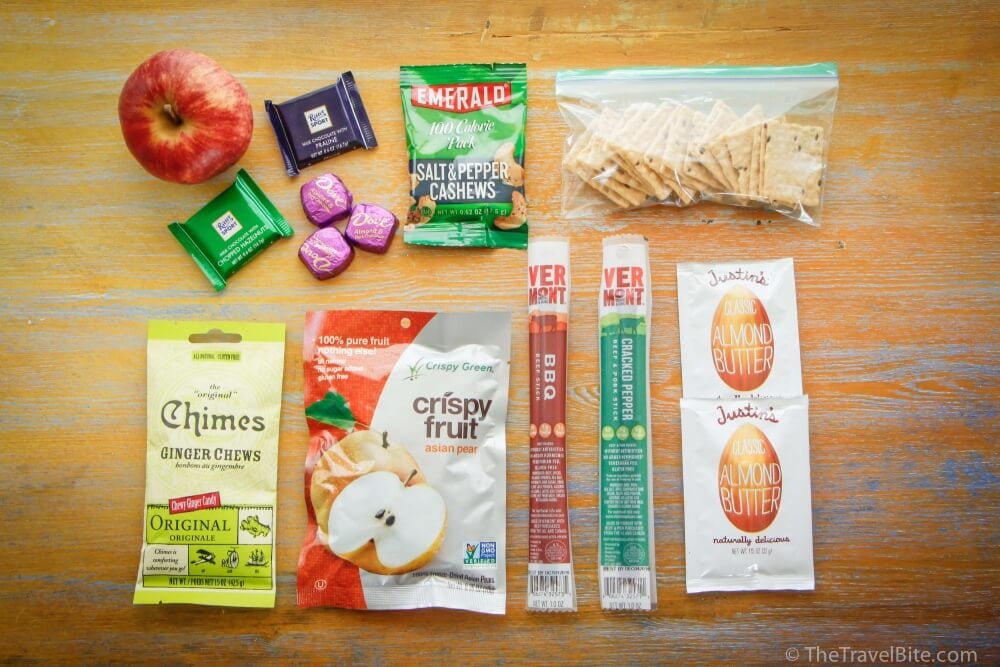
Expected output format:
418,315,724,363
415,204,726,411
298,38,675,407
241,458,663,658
463,541,497,567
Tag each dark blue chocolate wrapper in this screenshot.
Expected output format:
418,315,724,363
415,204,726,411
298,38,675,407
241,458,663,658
265,72,377,176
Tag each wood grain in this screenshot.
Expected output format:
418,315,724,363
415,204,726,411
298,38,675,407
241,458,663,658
0,0,997,663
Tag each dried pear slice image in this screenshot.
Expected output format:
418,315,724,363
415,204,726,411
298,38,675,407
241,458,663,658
327,470,447,575
311,429,425,541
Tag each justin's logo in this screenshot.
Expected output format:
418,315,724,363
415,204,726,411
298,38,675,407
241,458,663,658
602,265,645,306
529,263,568,306
412,83,511,113
716,403,780,426
707,267,769,287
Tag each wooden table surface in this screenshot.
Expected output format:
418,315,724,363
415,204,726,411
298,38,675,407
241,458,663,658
1,1,997,664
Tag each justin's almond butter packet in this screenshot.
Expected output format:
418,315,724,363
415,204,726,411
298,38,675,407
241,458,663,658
298,310,510,613
680,397,814,592
677,258,802,398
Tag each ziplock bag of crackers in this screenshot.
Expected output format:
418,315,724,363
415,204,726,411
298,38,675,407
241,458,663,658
400,63,528,248
135,321,285,607
298,310,511,613
556,64,838,225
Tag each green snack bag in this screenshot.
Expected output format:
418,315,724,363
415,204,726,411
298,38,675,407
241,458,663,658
135,321,285,607
168,169,293,291
400,63,528,248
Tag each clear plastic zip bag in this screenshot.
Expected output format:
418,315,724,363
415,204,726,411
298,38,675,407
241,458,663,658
556,64,839,225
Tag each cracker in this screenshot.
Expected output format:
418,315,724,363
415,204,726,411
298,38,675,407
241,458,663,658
724,106,765,195
628,103,677,200
607,104,660,196
748,122,762,198
597,142,656,203
662,107,696,175
609,154,659,197
566,149,633,209
685,101,738,192
586,110,619,163
681,101,725,191
573,110,619,173
563,134,594,177
707,105,762,193
705,133,738,193
582,163,647,207
729,127,758,195
642,107,679,193
564,121,614,202
605,173,650,206
756,122,767,197
567,111,649,208
674,109,710,199
650,105,696,204
763,121,825,208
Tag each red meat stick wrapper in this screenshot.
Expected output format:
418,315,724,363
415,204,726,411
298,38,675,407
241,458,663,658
526,238,576,612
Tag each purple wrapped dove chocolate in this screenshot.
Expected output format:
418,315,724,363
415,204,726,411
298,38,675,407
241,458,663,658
345,204,398,254
298,226,354,280
300,173,353,227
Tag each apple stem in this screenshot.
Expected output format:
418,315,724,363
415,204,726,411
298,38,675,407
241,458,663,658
162,103,183,126
405,469,418,486
382,432,390,449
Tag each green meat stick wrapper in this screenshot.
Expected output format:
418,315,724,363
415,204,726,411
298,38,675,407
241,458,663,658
168,169,293,291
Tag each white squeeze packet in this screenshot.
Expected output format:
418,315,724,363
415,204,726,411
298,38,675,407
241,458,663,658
680,397,814,592
677,258,802,398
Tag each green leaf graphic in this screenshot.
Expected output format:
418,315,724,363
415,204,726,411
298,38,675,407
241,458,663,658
305,390,357,431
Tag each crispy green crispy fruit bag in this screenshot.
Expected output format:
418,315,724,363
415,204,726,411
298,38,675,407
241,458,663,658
400,63,528,249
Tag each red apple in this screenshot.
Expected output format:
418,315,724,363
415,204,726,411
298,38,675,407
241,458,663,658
118,49,253,184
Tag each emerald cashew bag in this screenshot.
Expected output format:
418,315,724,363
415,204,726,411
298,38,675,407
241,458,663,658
400,63,528,248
